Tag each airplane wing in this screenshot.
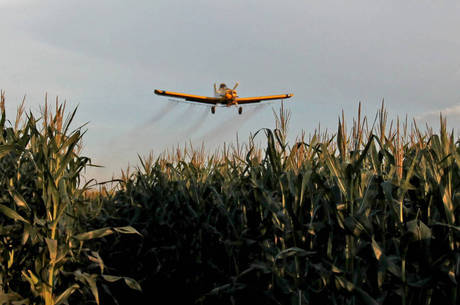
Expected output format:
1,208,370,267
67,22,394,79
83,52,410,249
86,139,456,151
154,90,221,105
236,93,293,104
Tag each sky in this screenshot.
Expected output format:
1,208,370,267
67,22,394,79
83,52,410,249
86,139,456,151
1,0,459,181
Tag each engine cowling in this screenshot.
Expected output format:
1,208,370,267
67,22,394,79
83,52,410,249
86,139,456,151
225,90,237,100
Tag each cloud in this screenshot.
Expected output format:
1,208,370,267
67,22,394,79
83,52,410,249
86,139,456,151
414,104,460,134
415,104,460,120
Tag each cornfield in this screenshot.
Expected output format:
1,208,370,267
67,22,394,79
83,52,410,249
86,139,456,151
0,93,140,305
1,93,459,304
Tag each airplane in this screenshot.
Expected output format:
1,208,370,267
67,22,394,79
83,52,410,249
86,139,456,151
154,82,293,114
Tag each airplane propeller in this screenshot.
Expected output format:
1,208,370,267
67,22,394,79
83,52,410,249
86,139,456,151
232,81,239,90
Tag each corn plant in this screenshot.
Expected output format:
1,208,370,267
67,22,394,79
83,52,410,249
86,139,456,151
1,91,458,304
91,102,458,305
0,93,140,304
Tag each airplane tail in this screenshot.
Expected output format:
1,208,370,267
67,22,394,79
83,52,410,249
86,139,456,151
213,83,218,97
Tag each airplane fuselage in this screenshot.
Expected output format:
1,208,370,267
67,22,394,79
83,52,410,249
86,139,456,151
215,90,238,106
214,84,239,106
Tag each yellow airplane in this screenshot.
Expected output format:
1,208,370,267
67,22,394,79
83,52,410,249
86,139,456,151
154,82,293,114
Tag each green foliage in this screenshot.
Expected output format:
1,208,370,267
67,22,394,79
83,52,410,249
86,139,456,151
0,93,139,304
1,93,458,304
92,103,459,304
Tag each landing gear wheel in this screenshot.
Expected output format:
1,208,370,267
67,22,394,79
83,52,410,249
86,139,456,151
211,106,216,114
238,107,243,115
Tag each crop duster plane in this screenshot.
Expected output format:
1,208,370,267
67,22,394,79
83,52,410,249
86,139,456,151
154,82,293,114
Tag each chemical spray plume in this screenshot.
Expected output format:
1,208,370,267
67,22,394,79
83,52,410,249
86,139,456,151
142,102,178,128
109,102,178,147
198,104,265,144
171,104,195,127
178,110,209,141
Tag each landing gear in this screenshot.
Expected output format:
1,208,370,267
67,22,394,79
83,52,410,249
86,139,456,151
211,106,216,114
238,106,243,115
